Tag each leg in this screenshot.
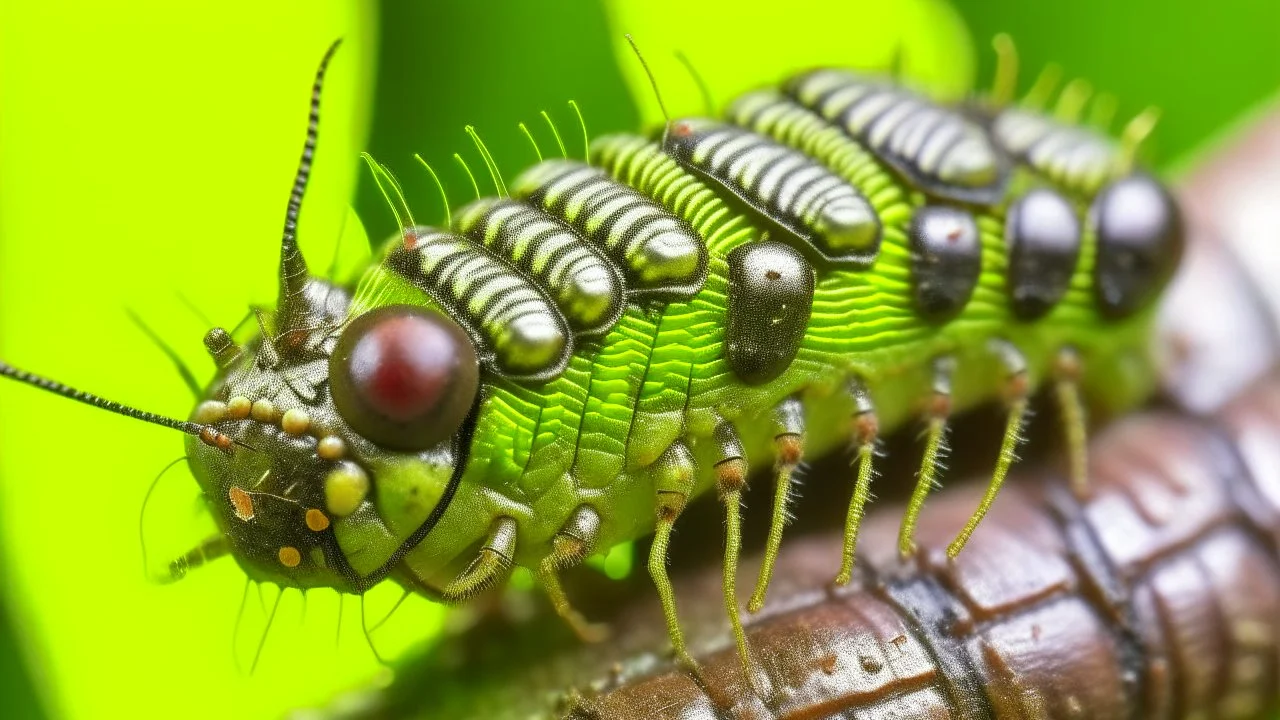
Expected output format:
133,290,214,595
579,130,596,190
749,396,805,612
647,441,699,673
437,516,518,602
713,421,760,692
1054,347,1089,498
536,505,609,642
837,378,879,584
899,357,954,559
165,534,230,583
947,341,1030,558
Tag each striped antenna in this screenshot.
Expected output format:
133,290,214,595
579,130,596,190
0,360,246,451
278,39,342,330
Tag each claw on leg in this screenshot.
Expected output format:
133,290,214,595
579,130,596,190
438,516,518,602
749,396,805,613
1055,347,1089,498
899,357,954,559
537,505,609,642
837,378,878,585
947,342,1030,558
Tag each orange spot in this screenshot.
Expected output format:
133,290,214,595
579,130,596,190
305,508,330,532
715,457,748,492
776,434,804,465
200,426,231,450
278,546,301,568
854,413,880,446
402,229,420,251
672,121,692,138
228,486,255,521
928,392,952,419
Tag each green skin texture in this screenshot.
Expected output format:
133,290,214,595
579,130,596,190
183,91,1156,596
334,121,1158,589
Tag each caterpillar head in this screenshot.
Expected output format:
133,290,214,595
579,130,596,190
186,294,480,593
0,40,485,594
180,41,481,593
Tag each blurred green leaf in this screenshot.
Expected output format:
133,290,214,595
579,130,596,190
0,3,379,719
953,0,1280,170
355,0,638,245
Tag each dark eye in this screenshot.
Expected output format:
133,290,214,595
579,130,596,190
330,305,479,451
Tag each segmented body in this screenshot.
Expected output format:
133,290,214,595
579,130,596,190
341,65,1178,603
18,41,1174,682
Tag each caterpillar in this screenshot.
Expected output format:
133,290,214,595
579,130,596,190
303,108,1280,718
0,30,1183,694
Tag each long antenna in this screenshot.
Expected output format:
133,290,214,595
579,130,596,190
624,34,672,145
0,360,242,450
279,39,343,325
673,51,714,116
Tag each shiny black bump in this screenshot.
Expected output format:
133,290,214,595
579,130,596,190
725,241,815,385
909,206,982,319
1092,173,1184,318
1005,189,1082,320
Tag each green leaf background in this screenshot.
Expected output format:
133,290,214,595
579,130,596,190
0,1,1275,718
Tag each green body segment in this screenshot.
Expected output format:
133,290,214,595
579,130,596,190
345,88,1159,583
386,229,573,380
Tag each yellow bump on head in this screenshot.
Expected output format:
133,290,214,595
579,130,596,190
194,400,228,424
227,396,252,420
305,508,330,532
250,399,278,423
281,408,311,436
278,546,301,568
317,435,346,460
324,462,370,517
228,486,255,521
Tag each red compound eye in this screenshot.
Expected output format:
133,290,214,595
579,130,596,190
330,305,479,450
